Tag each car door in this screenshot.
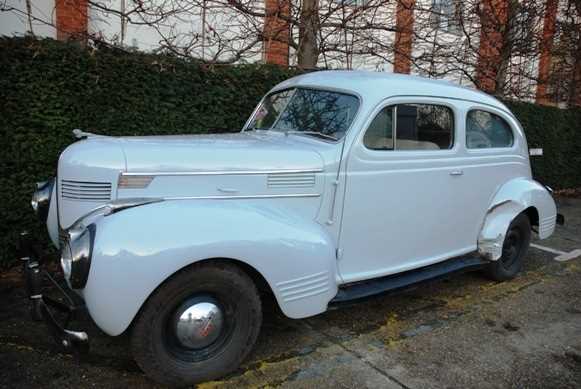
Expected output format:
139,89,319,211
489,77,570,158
454,104,529,246
337,97,475,283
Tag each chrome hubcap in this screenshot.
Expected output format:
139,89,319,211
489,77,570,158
173,298,224,349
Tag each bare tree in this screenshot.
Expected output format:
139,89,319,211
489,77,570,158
296,0,319,67
2,0,580,106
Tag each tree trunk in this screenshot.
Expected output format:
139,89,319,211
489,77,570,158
297,0,320,69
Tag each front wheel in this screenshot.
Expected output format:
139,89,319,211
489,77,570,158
131,261,262,386
486,213,531,281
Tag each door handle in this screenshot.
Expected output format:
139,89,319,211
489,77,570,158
449,170,464,176
217,187,240,194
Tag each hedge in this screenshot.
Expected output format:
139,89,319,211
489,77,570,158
1,36,580,268
502,100,581,190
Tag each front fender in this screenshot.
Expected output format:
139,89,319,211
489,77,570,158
81,199,338,336
478,178,557,260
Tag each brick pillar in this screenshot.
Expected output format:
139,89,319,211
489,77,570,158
573,42,581,108
393,0,415,74
475,0,508,93
55,0,88,42
263,0,290,66
535,0,558,105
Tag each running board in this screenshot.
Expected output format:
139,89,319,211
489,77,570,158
331,254,487,304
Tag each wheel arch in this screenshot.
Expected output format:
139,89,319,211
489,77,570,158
158,257,275,295
523,206,539,228
81,199,339,336
477,177,556,261
122,257,275,336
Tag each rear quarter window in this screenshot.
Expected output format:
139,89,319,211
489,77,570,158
466,110,514,149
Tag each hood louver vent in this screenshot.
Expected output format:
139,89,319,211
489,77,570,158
61,179,112,201
267,172,316,189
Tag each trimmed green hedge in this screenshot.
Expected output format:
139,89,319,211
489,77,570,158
1,37,580,268
503,100,581,190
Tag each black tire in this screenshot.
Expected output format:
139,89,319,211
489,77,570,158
486,213,531,281
131,261,262,387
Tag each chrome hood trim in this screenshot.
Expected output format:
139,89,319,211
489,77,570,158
67,198,163,237
120,168,323,177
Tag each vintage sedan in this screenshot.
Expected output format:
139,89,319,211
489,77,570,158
23,71,561,386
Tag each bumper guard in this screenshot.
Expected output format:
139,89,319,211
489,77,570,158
19,231,89,357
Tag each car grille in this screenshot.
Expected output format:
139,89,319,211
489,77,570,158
60,179,112,201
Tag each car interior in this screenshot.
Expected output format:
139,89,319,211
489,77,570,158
363,103,452,151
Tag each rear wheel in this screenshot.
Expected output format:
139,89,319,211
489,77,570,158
131,261,262,386
486,213,531,281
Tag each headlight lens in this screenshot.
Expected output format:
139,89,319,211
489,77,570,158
60,240,73,280
31,178,54,222
63,224,95,289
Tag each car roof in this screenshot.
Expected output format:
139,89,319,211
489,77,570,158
272,70,510,114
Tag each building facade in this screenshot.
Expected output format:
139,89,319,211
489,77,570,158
1,0,578,107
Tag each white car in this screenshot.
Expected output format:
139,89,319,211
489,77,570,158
23,71,560,386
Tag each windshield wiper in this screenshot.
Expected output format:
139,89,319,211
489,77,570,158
284,130,338,141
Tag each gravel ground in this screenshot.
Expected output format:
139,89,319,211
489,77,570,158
1,198,580,389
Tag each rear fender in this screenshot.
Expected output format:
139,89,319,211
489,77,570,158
478,178,557,260
82,199,338,336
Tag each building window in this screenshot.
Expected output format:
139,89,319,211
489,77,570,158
430,0,462,35
332,0,368,7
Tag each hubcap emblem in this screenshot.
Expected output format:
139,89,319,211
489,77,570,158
173,300,224,349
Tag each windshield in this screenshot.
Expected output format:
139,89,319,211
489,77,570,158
247,87,360,141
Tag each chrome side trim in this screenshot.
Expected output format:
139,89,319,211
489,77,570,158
120,168,323,177
164,193,320,200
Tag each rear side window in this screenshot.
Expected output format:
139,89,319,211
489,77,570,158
466,110,514,149
363,103,454,150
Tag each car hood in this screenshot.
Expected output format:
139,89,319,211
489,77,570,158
117,131,325,173
56,131,329,228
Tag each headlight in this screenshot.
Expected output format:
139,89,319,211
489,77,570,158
60,240,73,280
31,178,55,222
61,224,95,289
